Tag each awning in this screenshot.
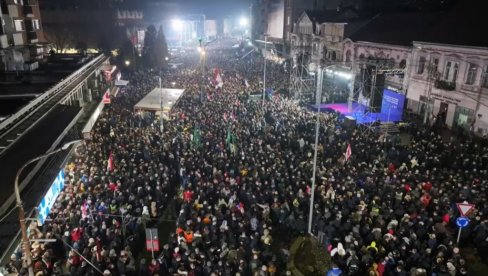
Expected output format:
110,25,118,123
115,80,129,86
134,88,185,118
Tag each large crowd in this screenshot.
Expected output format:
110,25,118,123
5,40,488,276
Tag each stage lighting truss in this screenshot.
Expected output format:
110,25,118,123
348,59,406,135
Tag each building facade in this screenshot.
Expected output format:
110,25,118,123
289,11,346,66
342,40,411,92
0,0,46,71
407,42,488,135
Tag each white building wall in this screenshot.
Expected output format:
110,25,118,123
407,42,488,135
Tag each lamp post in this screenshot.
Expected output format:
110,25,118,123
262,34,268,107
307,66,323,234
307,65,338,234
199,40,206,102
159,76,163,132
15,139,82,276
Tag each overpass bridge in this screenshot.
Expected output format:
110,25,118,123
0,54,111,260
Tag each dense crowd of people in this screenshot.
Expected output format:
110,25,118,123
6,39,488,276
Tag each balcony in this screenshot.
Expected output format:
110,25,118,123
0,34,8,49
460,84,480,93
25,0,39,5
27,31,38,43
23,5,34,17
13,32,24,46
435,80,456,91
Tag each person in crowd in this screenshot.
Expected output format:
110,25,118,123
8,38,488,276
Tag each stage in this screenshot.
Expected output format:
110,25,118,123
312,103,403,124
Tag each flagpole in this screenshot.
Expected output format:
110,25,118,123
308,66,323,234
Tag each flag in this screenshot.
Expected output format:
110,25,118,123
192,128,201,148
244,79,249,88
81,201,89,219
226,128,232,145
102,89,111,104
345,143,352,162
107,151,115,172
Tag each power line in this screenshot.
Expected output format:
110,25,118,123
0,206,17,224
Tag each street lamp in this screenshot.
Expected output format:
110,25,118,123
307,65,335,234
124,60,130,66
262,34,268,107
239,17,248,27
171,19,184,31
15,139,82,276
159,77,164,132
198,39,206,102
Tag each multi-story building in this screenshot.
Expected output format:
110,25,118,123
339,6,488,135
0,0,46,71
289,9,365,65
407,42,488,135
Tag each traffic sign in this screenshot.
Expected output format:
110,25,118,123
456,202,475,217
456,217,470,228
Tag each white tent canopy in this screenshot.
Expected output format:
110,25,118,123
134,88,185,117
115,80,129,86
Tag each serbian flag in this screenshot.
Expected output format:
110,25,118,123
81,201,89,219
102,89,111,104
345,144,352,162
107,151,115,172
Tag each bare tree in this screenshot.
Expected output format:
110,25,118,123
44,26,74,53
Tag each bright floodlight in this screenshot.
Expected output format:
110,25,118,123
172,19,184,31
239,17,248,27
125,60,130,66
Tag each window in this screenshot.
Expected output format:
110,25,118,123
331,51,336,61
444,61,459,82
481,65,488,88
287,16,291,25
429,57,439,75
465,63,478,85
417,56,426,74
32,19,40,30
14,19,24,31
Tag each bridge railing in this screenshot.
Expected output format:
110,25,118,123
0,54,106,133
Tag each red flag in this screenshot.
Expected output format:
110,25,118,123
102,89,111,104
345,144,352,162
81,201,88,219
107,151,115,172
